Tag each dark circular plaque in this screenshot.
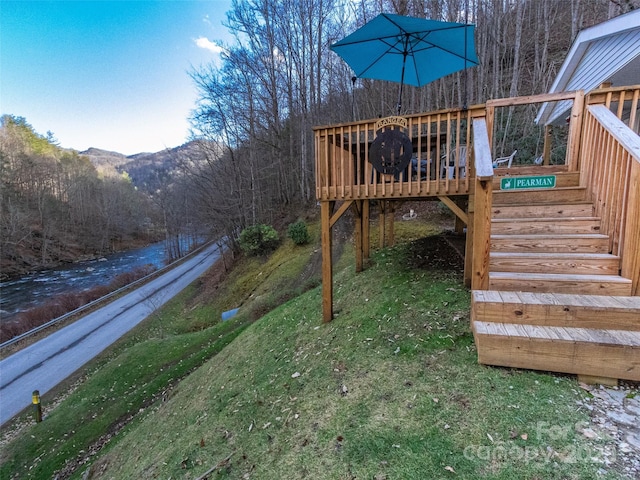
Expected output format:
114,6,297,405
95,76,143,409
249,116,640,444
369,129,413,175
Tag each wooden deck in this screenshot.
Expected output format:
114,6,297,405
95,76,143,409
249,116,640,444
315,110,475,202
315,86,640,382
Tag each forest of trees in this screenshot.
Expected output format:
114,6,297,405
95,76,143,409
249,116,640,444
185,0,639,250
0,115,159,278
2,0,638,278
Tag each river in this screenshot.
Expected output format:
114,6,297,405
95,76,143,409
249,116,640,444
0,242,170,321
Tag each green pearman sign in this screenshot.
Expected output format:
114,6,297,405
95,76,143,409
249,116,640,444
500,175,556,190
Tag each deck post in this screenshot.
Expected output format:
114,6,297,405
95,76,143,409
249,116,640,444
379,201,386,248
353,201,363,273
470,117,495,291
321,201,334,322
363,200,370,261
621,159,640,295
454,215,465,234
464,198,474,287
567,90,585,171
543,125,552,165
472,179,492,290
388,201,396,247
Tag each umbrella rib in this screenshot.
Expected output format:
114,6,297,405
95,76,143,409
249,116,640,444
409,31,478,65
357,46,402,77
331,34,405,48
411,44,478,65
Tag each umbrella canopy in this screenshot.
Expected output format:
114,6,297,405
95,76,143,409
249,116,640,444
330,13,479,113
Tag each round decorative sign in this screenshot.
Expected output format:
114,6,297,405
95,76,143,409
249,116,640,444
369,128,413,176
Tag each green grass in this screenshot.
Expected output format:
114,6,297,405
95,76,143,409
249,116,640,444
0,233,320,480
0,219,623,479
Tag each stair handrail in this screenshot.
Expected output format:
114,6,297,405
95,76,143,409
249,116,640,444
470,118,495,290
581,104,640,295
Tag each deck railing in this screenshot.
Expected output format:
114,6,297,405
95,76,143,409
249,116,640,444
314,106,485,201
581,103,640,295
315,86,640,320
469,89,640,294
587,86,640,134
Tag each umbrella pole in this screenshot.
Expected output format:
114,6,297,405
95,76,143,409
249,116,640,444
463,3,469,110
397,48,408,116
352,76,357,121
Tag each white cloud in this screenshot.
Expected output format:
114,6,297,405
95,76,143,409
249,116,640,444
195,36,224,55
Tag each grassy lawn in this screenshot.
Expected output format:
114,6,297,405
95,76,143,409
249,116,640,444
0,216,622,479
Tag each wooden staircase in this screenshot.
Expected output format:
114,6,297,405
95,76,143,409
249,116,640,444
471,186,640,382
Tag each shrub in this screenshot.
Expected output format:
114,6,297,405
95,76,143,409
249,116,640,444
287,220,310,245
239,224,279,256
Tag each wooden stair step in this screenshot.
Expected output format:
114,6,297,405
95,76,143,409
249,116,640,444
493,187,587,205
491,217,601,235
472,291,640,330
472,320,640,381
490,234,610,253
490,252,620,275
488,272,633,296
491,203,594,219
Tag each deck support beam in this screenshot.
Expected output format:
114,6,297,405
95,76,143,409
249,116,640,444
330,200,353,227
352,200,371,272
471,179,492,290
464,199,475,287
321,201,334,323
353,201,364,273
378,201,396,248
378,202,386,249
363,200,370,261
322,199,370,323
438,196,468,226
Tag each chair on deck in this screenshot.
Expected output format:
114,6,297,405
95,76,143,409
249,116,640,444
493,150,517,168
441,145,467,179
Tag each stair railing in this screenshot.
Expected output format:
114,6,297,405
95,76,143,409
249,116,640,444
469,118,495,290
586,86,640,133
580,104,640,295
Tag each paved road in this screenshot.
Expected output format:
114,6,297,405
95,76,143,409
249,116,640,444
0,243,221,426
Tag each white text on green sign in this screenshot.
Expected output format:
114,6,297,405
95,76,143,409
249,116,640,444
500,175,556,190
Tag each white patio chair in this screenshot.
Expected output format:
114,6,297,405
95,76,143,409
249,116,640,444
493,150,517,168
441,145,467,179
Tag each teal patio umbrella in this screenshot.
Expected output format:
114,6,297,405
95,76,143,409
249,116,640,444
330,13,479,115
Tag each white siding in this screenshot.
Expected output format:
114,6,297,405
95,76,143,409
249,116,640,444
536,10,640,126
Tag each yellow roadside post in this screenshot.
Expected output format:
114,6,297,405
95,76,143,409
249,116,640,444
32,390,42,423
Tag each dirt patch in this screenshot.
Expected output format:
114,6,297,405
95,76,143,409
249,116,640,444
406,232,466,273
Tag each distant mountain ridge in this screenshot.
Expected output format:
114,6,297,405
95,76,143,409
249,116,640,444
80,147,130,175
81,141,215,192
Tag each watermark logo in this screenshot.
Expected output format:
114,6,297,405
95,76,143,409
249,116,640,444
463,421,615,465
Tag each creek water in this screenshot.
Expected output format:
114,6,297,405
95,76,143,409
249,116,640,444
0,242,170,321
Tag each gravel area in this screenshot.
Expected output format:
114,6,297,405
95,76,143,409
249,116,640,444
576,382,640,478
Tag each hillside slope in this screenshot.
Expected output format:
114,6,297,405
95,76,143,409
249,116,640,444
1,215,627,480
84,230,609,479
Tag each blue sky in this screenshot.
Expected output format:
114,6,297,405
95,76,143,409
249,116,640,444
1,0,232,155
